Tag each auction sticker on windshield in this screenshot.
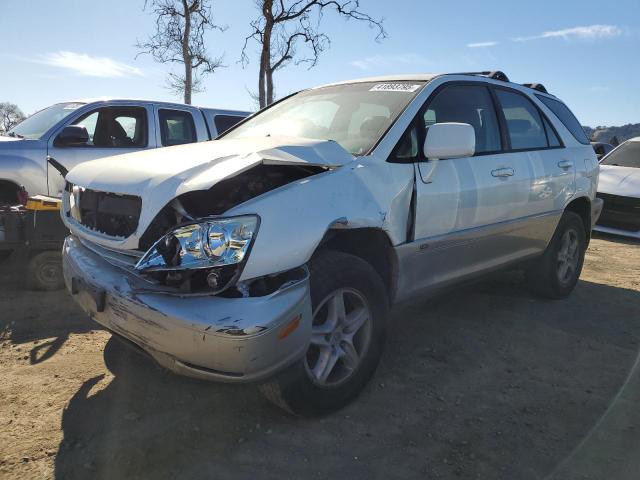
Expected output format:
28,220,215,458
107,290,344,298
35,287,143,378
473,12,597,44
369,83,422,93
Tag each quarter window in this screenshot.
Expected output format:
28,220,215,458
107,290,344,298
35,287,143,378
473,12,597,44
495,90,547,150
159,109,197,146
536,94,590,145
425,85,502,154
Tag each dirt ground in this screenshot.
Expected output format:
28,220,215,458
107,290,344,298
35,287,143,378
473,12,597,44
1,233,639,480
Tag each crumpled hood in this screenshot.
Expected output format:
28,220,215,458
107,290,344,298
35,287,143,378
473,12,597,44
66,136,352,195
598,165,640,198
64,136,354,250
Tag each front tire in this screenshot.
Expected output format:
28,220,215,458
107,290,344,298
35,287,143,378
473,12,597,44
260,250,388,416
526,211,586,299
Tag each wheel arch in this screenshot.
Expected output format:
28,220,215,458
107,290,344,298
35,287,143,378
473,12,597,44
565,196,592,245
0,179,21,204
313,227,399,305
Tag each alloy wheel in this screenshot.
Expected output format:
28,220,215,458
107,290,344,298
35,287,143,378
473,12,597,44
305,288,372,387
557,228,580,285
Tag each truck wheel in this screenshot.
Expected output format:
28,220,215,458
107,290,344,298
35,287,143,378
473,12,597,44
526,211,586,299
260,250,388,416
27,251,64,291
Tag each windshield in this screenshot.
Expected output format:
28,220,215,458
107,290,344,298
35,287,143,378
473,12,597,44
601,141,640,168
223,81,425,155
8,102,85,139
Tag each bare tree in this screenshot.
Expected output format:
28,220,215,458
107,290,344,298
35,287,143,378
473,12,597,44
137,0,226,104
0,102,25,133
242,0,386,108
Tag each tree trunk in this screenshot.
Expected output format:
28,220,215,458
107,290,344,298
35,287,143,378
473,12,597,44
266,67,274,106
258,61,266,109
182,0,193,104
259,0,274,109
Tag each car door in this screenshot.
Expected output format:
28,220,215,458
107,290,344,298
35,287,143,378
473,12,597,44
396,82,531,295
492,88,573,249
47,104,153,196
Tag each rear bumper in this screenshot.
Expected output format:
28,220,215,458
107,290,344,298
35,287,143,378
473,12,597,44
62,235,313,383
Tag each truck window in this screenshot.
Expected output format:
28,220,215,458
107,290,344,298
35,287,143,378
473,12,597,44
495,90,548,150
70,106,147,148
159,109,197,146
213,114,245,136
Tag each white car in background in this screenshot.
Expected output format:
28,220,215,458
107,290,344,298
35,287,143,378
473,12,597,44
595,137,640,239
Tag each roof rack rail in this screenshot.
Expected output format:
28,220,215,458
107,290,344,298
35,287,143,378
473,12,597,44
522,83,549,94
451,71,510,82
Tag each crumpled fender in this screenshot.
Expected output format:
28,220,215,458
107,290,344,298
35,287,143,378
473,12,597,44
227,157,415,281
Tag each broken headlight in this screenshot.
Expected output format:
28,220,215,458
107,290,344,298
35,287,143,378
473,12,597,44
135,215,259,293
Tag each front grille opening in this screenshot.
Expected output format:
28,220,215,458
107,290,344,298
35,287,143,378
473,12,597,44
76,187,142,238
596,193,640,232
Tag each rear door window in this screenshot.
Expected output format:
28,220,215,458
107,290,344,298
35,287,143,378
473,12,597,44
159,109,197,146
542,116,562,147
495,90,548,150
536,94,590,145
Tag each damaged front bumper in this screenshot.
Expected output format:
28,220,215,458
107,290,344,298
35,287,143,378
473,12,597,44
62,235,312,382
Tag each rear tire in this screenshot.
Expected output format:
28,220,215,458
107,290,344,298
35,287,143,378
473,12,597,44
260,250,388,416
526,211,586,299
27,251,64,291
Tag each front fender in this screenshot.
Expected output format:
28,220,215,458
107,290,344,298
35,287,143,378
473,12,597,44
227,158,415,281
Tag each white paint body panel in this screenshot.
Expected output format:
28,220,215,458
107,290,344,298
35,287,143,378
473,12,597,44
598,165,640,199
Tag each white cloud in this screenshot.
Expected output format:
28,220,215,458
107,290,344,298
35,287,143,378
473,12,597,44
38,51,143,77
513,24,621,42
350,53,430,70
467,41,498,48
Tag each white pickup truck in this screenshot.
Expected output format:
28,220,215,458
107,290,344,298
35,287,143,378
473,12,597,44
0,99,249,203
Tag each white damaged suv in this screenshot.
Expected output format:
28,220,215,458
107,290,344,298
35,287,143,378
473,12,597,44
61,72,602,415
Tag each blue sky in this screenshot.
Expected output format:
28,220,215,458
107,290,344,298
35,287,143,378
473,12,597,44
1,0,638,126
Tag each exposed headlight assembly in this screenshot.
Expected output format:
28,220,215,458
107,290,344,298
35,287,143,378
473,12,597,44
135,215,259,293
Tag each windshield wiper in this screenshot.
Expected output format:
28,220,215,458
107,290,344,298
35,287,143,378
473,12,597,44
7,131,24,139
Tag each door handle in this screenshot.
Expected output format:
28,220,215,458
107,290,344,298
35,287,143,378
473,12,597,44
558,160,573,169
491,167,514,178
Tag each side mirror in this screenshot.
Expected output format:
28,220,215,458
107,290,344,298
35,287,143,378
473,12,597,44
423,122,475,160
55,125,89,146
